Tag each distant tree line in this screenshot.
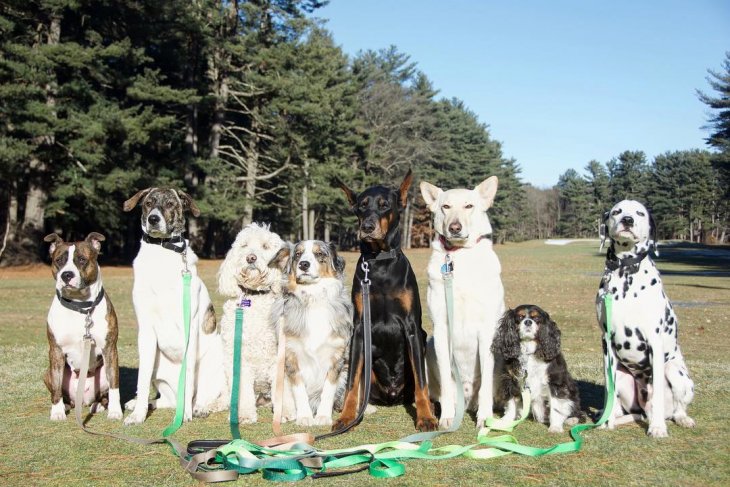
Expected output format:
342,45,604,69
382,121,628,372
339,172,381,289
1,2,728,265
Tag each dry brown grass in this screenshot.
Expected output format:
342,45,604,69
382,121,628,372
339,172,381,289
1,240,728,486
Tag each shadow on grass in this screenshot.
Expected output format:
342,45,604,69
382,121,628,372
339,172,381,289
577,379,605,414
120,366,138,405
657,242,730,277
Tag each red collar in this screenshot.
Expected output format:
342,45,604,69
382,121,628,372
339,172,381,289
439,234,491,252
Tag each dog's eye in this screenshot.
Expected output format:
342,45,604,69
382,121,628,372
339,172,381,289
465,204,474,209
611,209,621,216
77,256,87,266
637,211,645,217
294,251,302,259
263,243,270,250
165,201,175,208
315,252,325,261
144,200,153,207
442,204,451,210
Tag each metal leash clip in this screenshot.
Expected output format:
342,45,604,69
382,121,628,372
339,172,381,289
441,253,454,276
84,312,95,343
361,260,371,285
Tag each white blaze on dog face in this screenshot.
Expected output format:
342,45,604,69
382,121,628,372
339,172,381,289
607,200,652,247
46,235,102,299
420,176,498,243
292,240,342,284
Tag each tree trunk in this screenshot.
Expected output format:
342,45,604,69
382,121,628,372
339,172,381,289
7,183,18,241
301,184,309,240
324,214,331,242
308,209,315,240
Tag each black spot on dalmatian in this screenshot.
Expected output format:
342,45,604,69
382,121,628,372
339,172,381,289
635,328,645,342
624,341,631,350
634,292,638,298
641,285,645,290
651,278,657,285
655,327,660,333
637,343,646,352
644,270,648,274
679,370,684,377
664,352,669,361
641,389,648,401
615,343,622,351
624,327,632,337
602,339,607,355
611,287,617,294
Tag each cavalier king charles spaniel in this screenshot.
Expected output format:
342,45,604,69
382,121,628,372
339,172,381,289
493,305,584,432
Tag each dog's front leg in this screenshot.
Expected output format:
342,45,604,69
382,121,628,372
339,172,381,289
285,351,314,426
405,326,438,432
124,318,157,425
45,327,67,421
101,340,123,420
600,332,622,429
475,328,495,428
314,350,346,426
646,337,668,437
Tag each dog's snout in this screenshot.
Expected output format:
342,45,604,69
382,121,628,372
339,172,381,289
147,214,160,226
448,221,462,235
361,221,376,233
523,319,533,327
246,254,257,264
61,271,74,283
298,260,310,271
621,216,634,227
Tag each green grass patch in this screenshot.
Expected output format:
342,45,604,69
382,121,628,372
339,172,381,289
1,241,729,485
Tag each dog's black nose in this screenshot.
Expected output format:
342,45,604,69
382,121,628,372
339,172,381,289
298,260,310,271
449,221,462,235
362,221,376,233
148,214,160,225
524,319,533,327
61,271,74,283
246,254,257,264
621,216,634,226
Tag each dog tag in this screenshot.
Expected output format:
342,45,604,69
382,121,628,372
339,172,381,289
441,262,453,274
241,299,252,308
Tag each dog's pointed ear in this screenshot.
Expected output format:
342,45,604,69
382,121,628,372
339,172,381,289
336,178,358,208
123,188,153,212
328,242,346,277
85,232,106,252
269,243,293,273
599,210,610,252
398,168,414,208
648,210,659,257
419,181,443,212
475,176,498,209
176,190,201,217
493,308,520,360
44,233,63,255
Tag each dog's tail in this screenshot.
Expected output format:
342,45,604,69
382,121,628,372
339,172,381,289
202,303,217,334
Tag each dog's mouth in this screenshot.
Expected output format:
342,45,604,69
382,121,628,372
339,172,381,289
295,272,319,284
59,285,91,300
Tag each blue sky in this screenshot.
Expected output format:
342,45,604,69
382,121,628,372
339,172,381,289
315,1,730,188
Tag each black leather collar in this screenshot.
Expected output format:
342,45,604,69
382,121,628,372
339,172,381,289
605,248,649,274
238,286,271,296
142,233,187,254
56,288,105,315
363,248,400,262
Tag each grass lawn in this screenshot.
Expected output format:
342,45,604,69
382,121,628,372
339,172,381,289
1,240,729,486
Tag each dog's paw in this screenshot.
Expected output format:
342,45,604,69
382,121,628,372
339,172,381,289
647,423,669,438
193,407,210,419
476,414,493,430
364,404,377,415
124,409,147,426
50,402,67,421
107,407,123,421
564,417,580,427
417,416,438,432
674,415,696,428
548,424,564,434
124,398,136,411
232,411,258,424
296,415,314,427
332,416,355,432
438,417,454,430
314,415,333,427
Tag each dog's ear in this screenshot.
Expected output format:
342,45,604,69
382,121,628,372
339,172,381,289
336,178,358,208
85,232,106,252
598,210,610,252
493,308,520,360
176,190,201,217
536,313,561,362
269,243,293,273
328,242,346,277
648,210,659,257
398,168,414,208
419,181,443,212
123,188,153,212
475,176,498,209
44,233,64,255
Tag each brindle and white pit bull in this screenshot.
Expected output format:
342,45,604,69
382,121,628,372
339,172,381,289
44,232,123,421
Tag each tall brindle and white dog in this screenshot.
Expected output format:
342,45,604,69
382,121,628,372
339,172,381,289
420,176,505,429
123,188,226,425
597,199,695,437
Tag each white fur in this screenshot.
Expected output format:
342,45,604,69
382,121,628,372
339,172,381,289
421,177,506,429
124,239,226,425
597,200,695,437
217,223,285,423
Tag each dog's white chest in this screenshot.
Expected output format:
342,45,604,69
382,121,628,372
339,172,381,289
522,347,549,398
48,299,109,370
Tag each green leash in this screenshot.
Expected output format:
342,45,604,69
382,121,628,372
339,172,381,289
229,304,245,439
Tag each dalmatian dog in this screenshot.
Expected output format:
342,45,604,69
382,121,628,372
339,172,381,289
596,199,695,438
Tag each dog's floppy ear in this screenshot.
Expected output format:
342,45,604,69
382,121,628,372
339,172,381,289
419,181,443,212
598,210,610,252
492,308,521,360
475,176,498,209
85,232,105,252
648,210,659,257
123,188,153,212
328,242,346,277
176,189,201,217
44,233,64,255
536,312,561,362
336,178,358,208
398,168,414,208
269,243,293,273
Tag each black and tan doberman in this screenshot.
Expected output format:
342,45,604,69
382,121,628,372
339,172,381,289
335,169,438,432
